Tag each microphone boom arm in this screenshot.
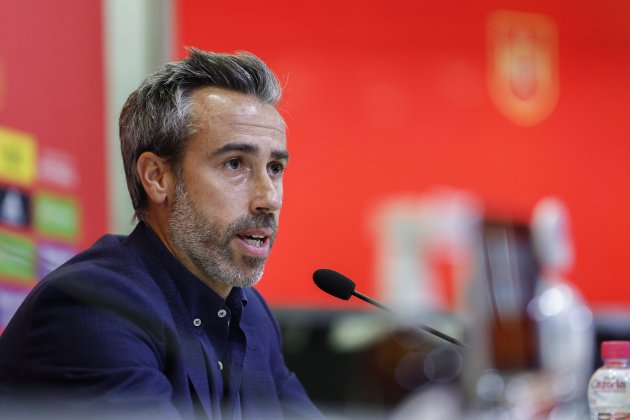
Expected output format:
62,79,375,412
351,290,393,313
352,290,470,349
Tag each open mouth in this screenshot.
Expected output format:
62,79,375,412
234,225,275,258
239,234,267,248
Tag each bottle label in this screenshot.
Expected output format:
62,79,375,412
589,370,630,418
591,378,627,395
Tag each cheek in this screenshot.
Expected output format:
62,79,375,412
193,182,249,222
187,175,230,204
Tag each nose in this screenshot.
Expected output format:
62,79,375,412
250,170,282,214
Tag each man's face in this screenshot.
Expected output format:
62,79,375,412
167,87,287,290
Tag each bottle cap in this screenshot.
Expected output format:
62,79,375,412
602,341,630,360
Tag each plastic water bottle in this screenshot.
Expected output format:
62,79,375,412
588,341,630,419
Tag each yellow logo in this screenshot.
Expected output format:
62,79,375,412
0,127,37,186
487,11,559,126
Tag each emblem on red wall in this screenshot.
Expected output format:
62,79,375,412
486,11,559,126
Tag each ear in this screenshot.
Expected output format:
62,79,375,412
136,151,175,206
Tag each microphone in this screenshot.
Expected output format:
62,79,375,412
313,268,469,349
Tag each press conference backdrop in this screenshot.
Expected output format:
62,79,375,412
0,0,629,328
0,0,106,330
177,0,630,310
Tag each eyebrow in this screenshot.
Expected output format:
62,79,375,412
212,142,289,161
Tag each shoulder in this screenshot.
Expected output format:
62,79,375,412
39,233,164,309
0,231,174,372
4,230,173,346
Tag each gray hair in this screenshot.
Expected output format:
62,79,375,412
119,48,282,223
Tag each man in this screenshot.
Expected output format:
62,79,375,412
0,49,322,419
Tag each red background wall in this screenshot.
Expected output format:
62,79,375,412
0,0,106,250
178,0,630,309
0,0,105,325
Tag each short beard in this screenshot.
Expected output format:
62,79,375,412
168,181,277,289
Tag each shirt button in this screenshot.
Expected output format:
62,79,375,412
217,361,223,371
217,309,227,318
193,318,201,327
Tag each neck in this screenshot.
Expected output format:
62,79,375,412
144,217,233,299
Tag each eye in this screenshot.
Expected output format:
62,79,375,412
268,162,285,176
225,158,241,170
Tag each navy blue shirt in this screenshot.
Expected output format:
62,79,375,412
150,225,251,418
0,223,322,419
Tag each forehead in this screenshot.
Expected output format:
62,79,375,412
189,86,285,135
182,87,287,163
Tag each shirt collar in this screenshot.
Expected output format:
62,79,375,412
137,222,248,322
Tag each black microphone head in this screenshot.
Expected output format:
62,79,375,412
313,269,356,300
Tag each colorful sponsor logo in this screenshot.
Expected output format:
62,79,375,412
0,187,30,229
0,127,37,186
37,242,76,279
33,192,80,241
0,230,35,281
38,148,79,190
486,10,559,126
0,285,29,331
